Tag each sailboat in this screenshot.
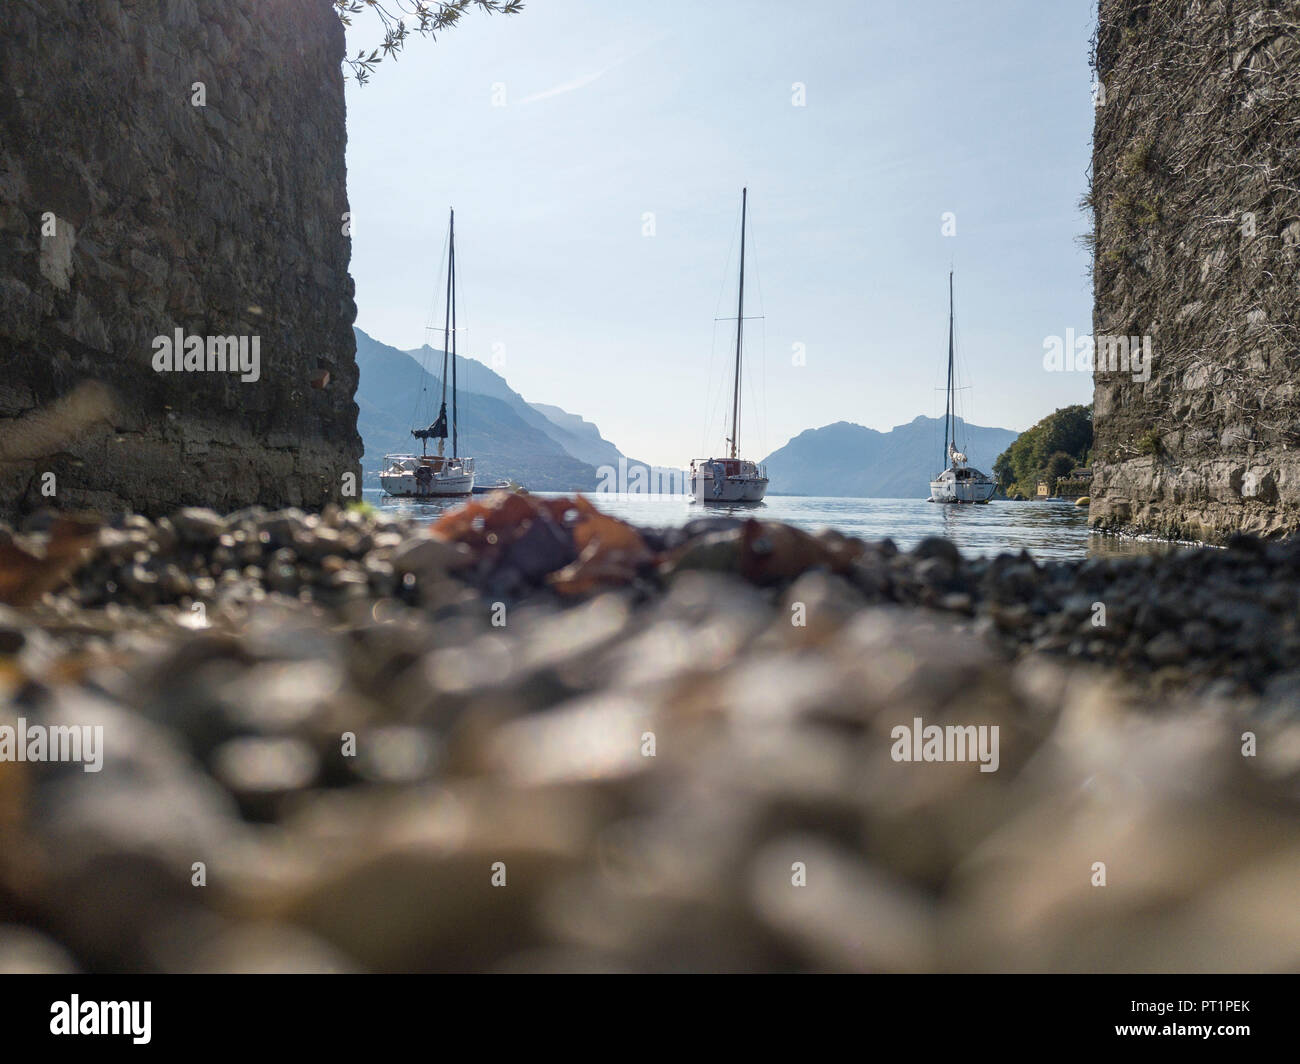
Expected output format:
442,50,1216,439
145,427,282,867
690,188,769,504
929,270,995,504
380,208,476,498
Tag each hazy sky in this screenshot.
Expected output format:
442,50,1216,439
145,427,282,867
344,0,1096,467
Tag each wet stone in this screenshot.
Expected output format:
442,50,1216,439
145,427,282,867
172,508,226,546
212,736,320,819
0,925,79,974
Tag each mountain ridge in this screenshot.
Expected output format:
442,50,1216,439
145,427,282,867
761,416,1019,498
353,329,602,490
355,327,1019,498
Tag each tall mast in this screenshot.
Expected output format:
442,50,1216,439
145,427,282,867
943,270,954,468
436,208,453,459
729,188,747,460
450,209,458,459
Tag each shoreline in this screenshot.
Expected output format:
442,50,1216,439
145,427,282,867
0,498,1290,696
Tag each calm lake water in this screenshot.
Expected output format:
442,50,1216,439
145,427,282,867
365,489,1187,561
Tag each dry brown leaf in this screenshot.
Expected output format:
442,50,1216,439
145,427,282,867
548,497,652,595
0,514,102,606
739,520,859,585
430,491,544,549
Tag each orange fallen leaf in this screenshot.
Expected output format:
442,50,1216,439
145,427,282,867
573,509,645,555
431,493,654,590
548,496,652,594
739,520,859,585
431,491,544,548
549,542,645,596
0,515,101,606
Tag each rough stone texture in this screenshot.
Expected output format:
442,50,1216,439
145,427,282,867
1089,0,1300,543
0,0,361,520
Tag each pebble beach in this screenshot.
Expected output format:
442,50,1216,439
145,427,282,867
0,494,1297,972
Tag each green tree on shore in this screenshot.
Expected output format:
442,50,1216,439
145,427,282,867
1045,450,1076,483
994,405,1092,498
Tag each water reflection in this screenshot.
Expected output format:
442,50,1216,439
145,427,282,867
1085,532,1202,558
372,494,471,521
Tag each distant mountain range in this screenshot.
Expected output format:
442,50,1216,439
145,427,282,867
354,328,1019,497
355,328,621,489
762,417,1019,498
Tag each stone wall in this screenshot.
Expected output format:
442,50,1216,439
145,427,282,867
1089,0,1300,542
0,0,361,520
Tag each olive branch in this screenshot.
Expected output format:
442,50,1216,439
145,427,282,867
333,0,525,85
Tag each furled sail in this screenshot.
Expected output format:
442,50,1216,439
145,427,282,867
412,403,449,441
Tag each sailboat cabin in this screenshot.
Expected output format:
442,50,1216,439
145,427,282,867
693,458,745,477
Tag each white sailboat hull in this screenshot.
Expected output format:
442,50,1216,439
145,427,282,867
380,453,476,498
381,472,475,497
929,468,995,504
691,476,768,503
690,458,768,503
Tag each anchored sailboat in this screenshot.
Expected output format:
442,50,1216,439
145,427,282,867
691,188,769,504
929,270,994,504
381,209,476,498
